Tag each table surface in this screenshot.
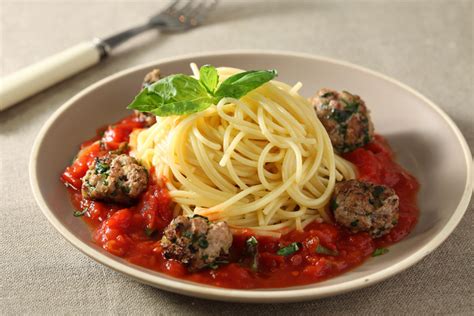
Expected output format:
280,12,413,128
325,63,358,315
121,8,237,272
1,0,473,314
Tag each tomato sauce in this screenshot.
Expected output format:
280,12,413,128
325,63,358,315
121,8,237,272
61,116,419,289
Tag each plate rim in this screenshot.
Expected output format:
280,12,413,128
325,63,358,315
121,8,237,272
29,49,473,303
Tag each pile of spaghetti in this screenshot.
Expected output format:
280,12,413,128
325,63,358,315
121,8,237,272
130,65,356,237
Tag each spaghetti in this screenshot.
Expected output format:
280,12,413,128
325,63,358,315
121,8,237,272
131,66,356,237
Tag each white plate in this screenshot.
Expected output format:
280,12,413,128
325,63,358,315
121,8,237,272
29,50,473,303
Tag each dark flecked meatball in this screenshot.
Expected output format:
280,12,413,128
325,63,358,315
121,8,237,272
82,154,148,205
134,68,161,127
161,215,233,271
332,180,399,238
310,89,374,153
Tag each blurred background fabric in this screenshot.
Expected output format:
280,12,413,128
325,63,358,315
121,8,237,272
0,0,472,314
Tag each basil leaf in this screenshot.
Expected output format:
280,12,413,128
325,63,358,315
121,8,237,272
128,66,278,117
144,227,155,237
73,208,88,217
199,64,219,94
277,242,301,256
372,248,389,257
128,74,216,116
245,236,259,272
316,244,339,256
215,69,277,100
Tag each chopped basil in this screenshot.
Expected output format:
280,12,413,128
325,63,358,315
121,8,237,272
277,242,301,256
372,186,385,199
245,236,259,272
83,180,92,189
73,208,88,217
372,247,389,257
246,236,258,247
341,99,360,113
215,69,277,100
363,133,371,145
199,64,219,94
330,199,339,211
316,244,339,256
205,260,229,270
338,123,348,136
95,160,110,175
144,227,155,237
198,238,209,249
351,219,359,227
330,109,352,123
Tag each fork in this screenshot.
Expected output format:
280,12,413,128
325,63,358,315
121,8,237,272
0,0,218,111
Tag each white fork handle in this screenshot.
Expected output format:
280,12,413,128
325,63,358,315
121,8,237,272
0,41,102,111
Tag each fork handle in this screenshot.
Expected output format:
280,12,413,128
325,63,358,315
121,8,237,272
0,40,108,111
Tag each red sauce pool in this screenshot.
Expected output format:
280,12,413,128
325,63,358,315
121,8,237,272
61,115,419,289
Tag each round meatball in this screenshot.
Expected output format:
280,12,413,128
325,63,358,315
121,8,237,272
81,154,148,205
331,180,399,237
310,89,374,153
161,215,233,271
134,68,161,127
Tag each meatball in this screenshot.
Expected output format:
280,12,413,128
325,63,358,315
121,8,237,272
142,68,161,88
82,154,148,205
161,215,233,271
134,68,161,127
310,89,374,153
332,180,399,237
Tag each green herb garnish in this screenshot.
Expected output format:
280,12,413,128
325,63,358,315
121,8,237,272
277,242,301,256
245,236,259,272
199,64,219,94
205,260,229,270
316,244,339,256
247,236,258,247
372,186,385,199
351,220,359,227
94,160,110,174
372,247,389,257
341,100,360,113
198,238,209,249
182,231,193,239
144,227,155,237
73,208,88,217
128,65,277,117
330,109,352,123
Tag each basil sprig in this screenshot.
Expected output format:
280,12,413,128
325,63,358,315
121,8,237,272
128,65,277,117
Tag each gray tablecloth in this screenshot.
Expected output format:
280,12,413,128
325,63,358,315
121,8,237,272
1,0,473,314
